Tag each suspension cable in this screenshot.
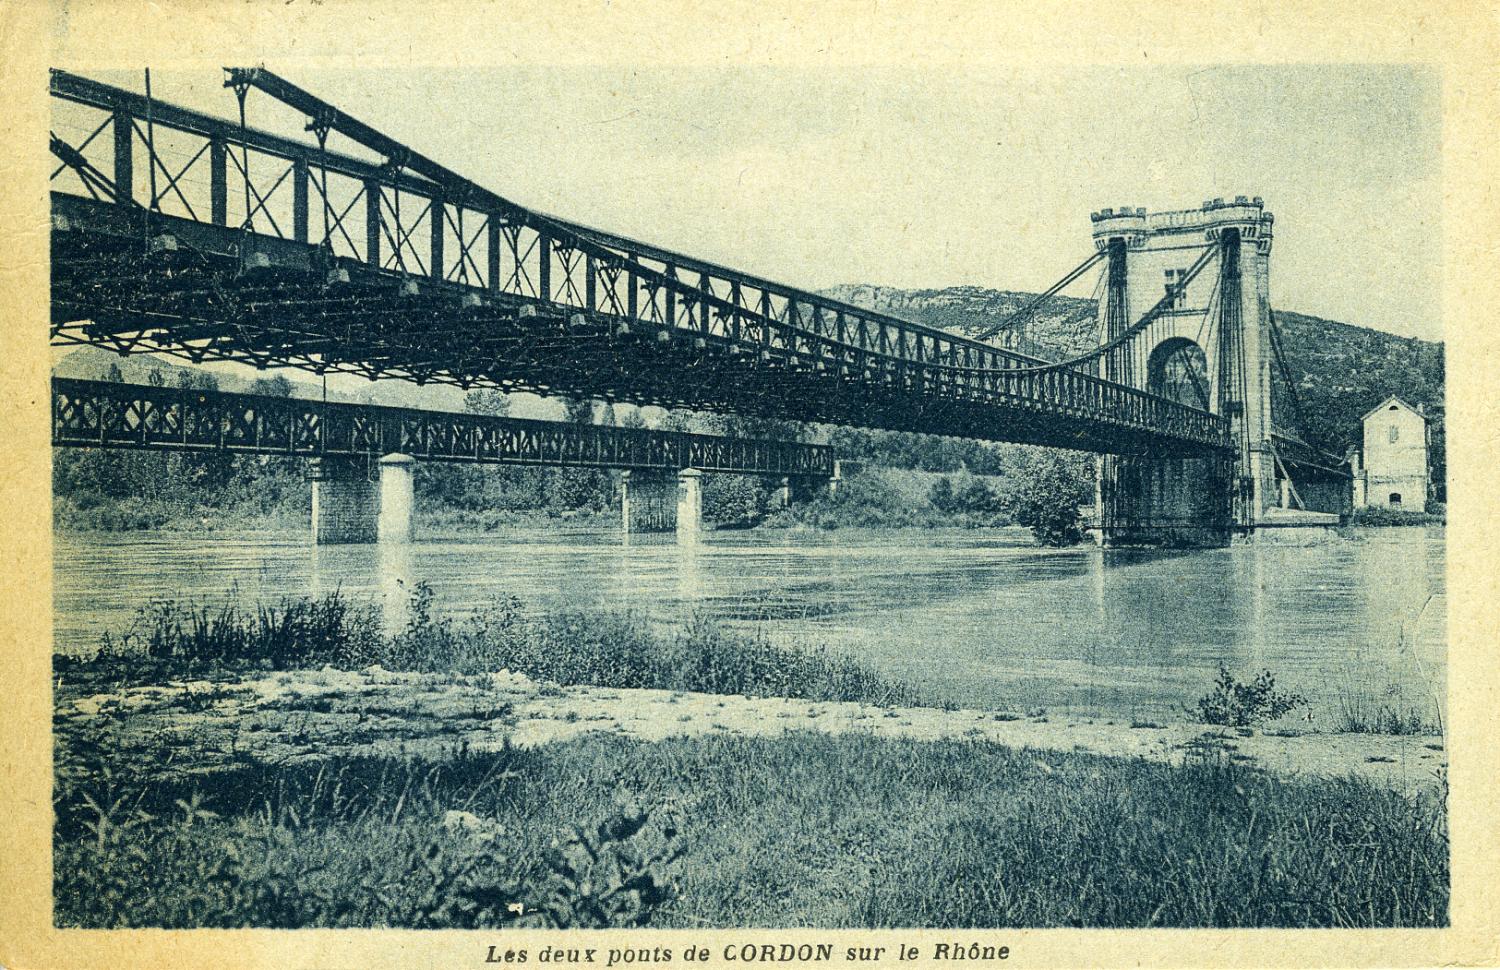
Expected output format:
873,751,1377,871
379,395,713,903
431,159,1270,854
1269,441,1307,510
971,250,1104,342
1267,307,1308,437
1176,268,1222,410
144,68,158,213
961,241,1219,377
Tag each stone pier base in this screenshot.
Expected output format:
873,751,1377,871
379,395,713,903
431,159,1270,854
309,454,418,545
310,457,377,544
676,469,703,543
772,476,792,509
1097,455,1234,548
621,469,704,541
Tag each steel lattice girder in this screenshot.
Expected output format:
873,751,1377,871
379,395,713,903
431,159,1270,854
51,377,836,476
52,198,1228,458
49,68,1233,459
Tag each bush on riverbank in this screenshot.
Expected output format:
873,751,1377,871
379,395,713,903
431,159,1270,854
1347,504,1446,527
1008,451,1092,547
1194,664,1308,728
763,466,1013,530
53,452,310,533
759,459,1094,542
54,732,1448,928
76,588,921,708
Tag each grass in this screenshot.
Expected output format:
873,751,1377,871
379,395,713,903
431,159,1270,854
1332,689,1444,736
66,587,923,709
54,732,1448,929
91,592,384,671
55,590,1448,929
1347,505,1446,528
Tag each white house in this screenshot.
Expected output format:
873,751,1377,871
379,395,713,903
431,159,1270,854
1350,396,1429,511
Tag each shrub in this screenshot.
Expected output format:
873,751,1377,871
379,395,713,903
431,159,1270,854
1347,506,1444,527
703,474,770,528
532,801,685,928
1194,664,1308,727
928,477,957,514
1010,453,1091,546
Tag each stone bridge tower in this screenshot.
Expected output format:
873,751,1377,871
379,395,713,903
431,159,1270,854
1090,197,1280,544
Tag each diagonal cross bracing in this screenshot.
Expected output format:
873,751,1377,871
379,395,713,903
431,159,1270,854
51,377,836,476
48,68,1232,459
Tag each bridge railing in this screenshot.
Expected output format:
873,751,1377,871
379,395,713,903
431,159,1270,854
50,69,1230,454
51,377,836,477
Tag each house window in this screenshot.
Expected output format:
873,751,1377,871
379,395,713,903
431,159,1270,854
1389,492,1403,505
1388,425,1400,443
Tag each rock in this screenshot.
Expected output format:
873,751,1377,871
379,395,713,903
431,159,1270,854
441,809,504,840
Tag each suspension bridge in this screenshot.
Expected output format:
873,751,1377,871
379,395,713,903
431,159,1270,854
48,67,1349,546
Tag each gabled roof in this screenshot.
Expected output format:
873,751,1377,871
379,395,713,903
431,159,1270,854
1361,395,1429,424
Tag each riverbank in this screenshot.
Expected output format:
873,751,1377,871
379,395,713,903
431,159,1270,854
52,463,1037,535
52,587,1448,929
53,667,1448,929
55,663,1445,793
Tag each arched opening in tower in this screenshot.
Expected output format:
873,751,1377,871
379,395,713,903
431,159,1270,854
1146,337,1211,411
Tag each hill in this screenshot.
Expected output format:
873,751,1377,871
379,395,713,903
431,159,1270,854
820,284,1445,492
822,284,1100,359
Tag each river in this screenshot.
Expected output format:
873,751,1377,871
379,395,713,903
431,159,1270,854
53,525,1446,727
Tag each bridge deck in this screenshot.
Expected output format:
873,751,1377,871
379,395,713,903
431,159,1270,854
49,69,1231,459
51,377,835,477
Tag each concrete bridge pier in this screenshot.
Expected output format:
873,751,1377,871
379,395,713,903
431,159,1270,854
377,453,417,544
621,469,704,541
309,453,417,544
773,476,793,509
1096,455,1234,548
676,469,703,544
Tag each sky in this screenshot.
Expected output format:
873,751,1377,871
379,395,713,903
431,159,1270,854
74,63,1443,342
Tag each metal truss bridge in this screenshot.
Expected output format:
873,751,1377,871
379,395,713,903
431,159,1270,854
52,377,834,477
49,68,1230,459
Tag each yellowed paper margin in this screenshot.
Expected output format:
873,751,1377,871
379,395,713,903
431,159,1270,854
2,1,1497,967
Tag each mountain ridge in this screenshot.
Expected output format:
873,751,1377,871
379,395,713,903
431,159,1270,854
819,283,1444,475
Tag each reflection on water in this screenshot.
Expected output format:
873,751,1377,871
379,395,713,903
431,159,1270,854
53,526,1446,725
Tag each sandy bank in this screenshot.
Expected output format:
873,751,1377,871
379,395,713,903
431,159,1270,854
56,665,1446,792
